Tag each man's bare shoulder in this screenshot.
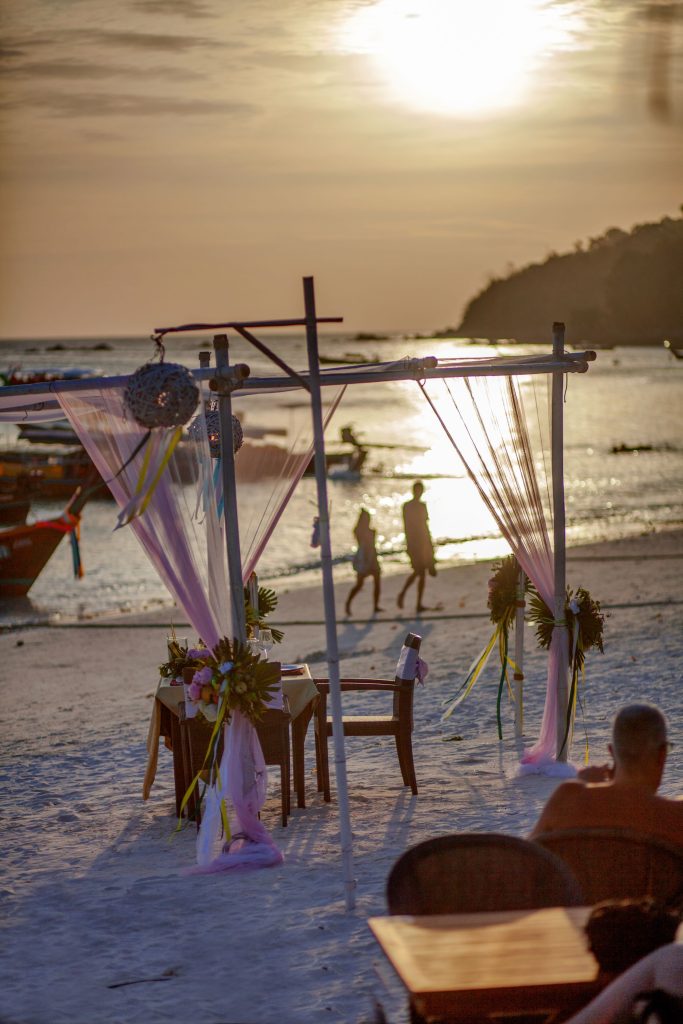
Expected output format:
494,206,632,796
529,780,588,838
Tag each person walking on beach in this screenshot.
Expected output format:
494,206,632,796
530,703,683,849
345,508,382,617
397,480,436,614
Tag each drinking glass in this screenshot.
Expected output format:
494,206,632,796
258,629,274,661
248,637,262,660
167,636,188,658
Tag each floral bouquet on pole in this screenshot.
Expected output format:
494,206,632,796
177,638,281,826
183,637,280,725
442,554,526,737
528,585,606,758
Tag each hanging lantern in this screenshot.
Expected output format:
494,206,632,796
189,409,244,458
124,362,199,429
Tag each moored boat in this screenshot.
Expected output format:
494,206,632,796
0,480,96,598
0,446,98,500
0,476,37,527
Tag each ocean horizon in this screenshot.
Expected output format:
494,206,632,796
1,335,681,627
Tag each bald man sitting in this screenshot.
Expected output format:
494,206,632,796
530,703,683,849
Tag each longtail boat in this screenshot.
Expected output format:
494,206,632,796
0,475,36,527
0,478,99,597
0,446,97,501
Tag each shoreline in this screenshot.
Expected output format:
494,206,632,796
1,526,682,1023
3,524,682,633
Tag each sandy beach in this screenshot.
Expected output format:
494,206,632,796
1,528,682,1024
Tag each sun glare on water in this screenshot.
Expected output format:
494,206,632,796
338,0,584,117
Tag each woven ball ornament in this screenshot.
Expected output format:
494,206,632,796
124,362,199,429
188,409,244,458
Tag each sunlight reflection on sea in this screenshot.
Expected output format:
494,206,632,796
1,335,681,625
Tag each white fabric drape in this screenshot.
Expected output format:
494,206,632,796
419,375,572,772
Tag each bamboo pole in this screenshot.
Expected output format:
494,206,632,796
551,322,569,761
302,276,356,912
213,334,247,643
0,350,597,407
514,569,526,737
248,573,259,640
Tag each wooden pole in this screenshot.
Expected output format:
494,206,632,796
514,569,525,737
302,276,356,912
248,573,259,639
213,334,247,643
551,322,569,761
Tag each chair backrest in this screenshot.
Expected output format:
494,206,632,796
534,828,683,904
393,632,421,720
386,833,585,915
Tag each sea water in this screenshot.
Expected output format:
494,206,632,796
1,334,681,626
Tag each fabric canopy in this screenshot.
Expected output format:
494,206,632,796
420,374,573,773
54,376,345,868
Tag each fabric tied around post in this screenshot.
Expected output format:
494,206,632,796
185,711,284,874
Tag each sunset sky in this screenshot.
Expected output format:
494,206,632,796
1,0,681,338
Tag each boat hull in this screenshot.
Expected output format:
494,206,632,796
0,513,77,597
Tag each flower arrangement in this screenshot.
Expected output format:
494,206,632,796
488,554,527,628
527,586,606,668
443,554,527,737
528,584,606,757
184,637,280,725
159,580,283,686
244,583,284,644
159,636,206,684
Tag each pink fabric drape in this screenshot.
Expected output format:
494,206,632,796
420,375,572,772
234,386,346,581
56,384,227,649
56,376,350,868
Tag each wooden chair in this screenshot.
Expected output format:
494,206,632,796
314,632,422,802
533,828,683,904
386,833,585,915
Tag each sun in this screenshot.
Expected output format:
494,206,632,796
338,0,583,118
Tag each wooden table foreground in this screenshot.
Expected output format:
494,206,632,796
370,906,608,1022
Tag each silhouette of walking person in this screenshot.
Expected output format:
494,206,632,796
345,508,382,617
397,481,436,613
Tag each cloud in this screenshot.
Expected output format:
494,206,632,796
1,29,231,57
129,0,216,18
0,59,201,82
0,91,258,118
83,29,225,53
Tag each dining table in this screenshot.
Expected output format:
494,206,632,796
143,663,319,815
369,906,617,1023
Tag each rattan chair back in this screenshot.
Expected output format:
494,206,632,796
386,833,585,915
534,828,683,904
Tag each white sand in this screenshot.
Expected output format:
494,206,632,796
1,529,682,1024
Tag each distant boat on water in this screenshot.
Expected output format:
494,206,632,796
0,366,97,387
0,446,99,501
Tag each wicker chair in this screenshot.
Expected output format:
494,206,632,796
533,828,683,905
314,633,422,802
387,833,585,915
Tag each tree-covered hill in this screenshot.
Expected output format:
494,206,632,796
456,212,683,345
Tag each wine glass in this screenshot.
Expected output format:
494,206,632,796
258,629,273,661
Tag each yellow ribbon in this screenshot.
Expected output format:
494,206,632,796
441,623,502,720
